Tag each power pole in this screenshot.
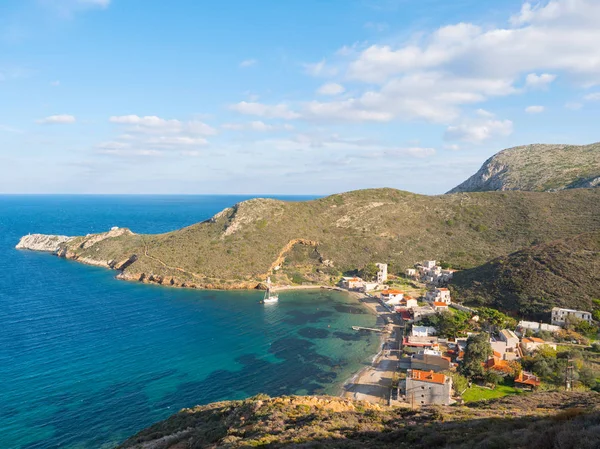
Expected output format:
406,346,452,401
565,358,575,391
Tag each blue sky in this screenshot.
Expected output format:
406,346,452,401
1,0,599,194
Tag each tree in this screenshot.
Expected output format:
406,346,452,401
359,263,379,281
443,371,469,395
460,333,493,380
420,310,473,338
477,307,517,330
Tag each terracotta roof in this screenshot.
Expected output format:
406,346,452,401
383,289,404,295
433,302,448,307
515,371,541,387
438,288,450,291
484,357,512,373
404,295,414,300
410,369,447,385
522,337,545,344
493,350,502,358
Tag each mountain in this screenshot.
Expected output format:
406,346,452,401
117,392,600,448
448,142,600,193
17,188,600,290
450,232,600,319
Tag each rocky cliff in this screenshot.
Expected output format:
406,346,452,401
448,142,600,193
16,234,73,252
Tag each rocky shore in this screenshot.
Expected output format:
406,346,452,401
16,234,72,252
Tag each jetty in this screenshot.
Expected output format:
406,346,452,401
352,326,386,333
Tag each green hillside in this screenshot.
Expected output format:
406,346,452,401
450,232,600,318
118,392,600,449
449,142,600,193
54,188,600,290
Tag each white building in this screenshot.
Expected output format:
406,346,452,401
340,277,364,290
551,307,593,326
517,320,561,334
360,282,379,292
381,289,404,305
403,369,453,406
376,263,388,283
521,337,557,352
423,260,436,269
405,268,417,278
425,288,452,304
412,326,437,337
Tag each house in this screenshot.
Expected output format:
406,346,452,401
514,371,541,390
439,269,456,283
426,288,451,304
341,277,364,290
410,353,452,373
403,369,453,406
433,302,449,312
484,355,513,374
551,307,593,326
413,306,437,322
403,335,439,349
381,289,404,305
359,282,379,292
399,295,418,309
521,337,557,352
405,268,417,278
397,309,413,322
411,326,437,337
517,320,561,334
423,260,437,269
499,329,519,348
376,263,388,283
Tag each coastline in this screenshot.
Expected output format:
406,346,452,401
338,290,397,405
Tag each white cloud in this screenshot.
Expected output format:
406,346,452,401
36,114,76,124
109,115,217,135
444,144,461,150
525,73,557,89
476,108,495,118
146,136,208,147
317,83,346,95
230,102,301,119
445,119,513,143
525,105,545,113
391,147,436,158
239,59,257,68
222,121,294,132
78,0,111,7
584,92,600,101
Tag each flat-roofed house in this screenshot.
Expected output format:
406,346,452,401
426,288,452,304
411,326,437,337
410,353,452,373
381,289,404,305
403,369,453,405
517,320,561,334
341,277,364,290
551,307,593,326
376,263,388,283
405,268,417,278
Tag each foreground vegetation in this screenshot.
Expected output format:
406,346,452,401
118,392,600,448
54,188,600,293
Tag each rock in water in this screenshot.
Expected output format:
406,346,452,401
16,234,72,252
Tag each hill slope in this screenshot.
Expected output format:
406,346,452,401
448,142,600,193
25,188,600,290
118,392,600,448
450,232,600,318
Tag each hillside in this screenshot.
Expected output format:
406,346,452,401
22,188,600,290
448,142,600,193
118,392,600,448
450,232,600,318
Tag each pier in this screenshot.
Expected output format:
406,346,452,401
352,326,387,333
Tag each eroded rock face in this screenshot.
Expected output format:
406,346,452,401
16,234,72,252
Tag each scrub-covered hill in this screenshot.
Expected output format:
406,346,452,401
117,392,600,449
17,187,600,290
450,232,600,318
448,142,600,193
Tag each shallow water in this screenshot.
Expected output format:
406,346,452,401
0,195,380,448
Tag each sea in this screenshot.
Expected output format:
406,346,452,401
0,195,380,449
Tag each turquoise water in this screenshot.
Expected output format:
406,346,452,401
0,196,380,449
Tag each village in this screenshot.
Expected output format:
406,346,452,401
339,260,599,407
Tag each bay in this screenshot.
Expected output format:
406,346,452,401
0,195,380,449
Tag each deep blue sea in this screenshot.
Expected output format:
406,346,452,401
0,195,379,449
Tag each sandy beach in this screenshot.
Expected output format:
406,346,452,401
340,292,402,405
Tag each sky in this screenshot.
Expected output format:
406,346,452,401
1,0,600,195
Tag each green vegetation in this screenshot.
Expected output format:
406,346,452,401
118,392,600,449
420,310,472,338
54,188,600,291
449,142,600,193
462,383,521,403
451,232,600,318
460,333,493,381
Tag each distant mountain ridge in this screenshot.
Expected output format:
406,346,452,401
448,142,600,193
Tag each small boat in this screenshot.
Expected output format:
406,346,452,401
263,277,279,304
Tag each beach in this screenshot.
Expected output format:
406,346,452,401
340,291,403,405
